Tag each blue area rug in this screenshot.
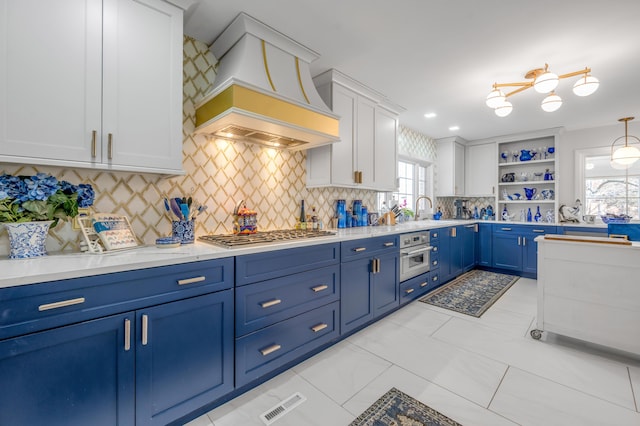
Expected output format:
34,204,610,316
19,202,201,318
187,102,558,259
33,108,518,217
419,269,519,317
350,387,462,426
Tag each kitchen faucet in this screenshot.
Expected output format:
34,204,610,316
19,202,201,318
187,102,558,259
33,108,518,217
414,196,433,220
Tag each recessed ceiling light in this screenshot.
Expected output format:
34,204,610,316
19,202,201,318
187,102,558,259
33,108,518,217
424,112,437,118
449,126,460,131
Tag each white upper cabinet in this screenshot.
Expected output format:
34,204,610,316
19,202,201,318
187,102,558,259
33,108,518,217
436,137,466,196
0,0,184,174
465,142,497,197
306,69,401,191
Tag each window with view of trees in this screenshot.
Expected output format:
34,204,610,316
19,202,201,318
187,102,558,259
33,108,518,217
584,154,640,218
377,159,432,217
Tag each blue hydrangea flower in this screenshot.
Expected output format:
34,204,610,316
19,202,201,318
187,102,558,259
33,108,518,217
0,174,24,200
77,184,95,208
21,173,59,202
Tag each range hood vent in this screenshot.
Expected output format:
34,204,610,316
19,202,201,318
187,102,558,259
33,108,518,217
194,13,340,150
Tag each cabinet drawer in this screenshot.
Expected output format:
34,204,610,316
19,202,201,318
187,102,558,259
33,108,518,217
236,265,340,336
430,229,442,241
235,301,339,387
341,235,399,262
235,243,339,286
399,273,430,304
430,250,440,270
0,258,233,340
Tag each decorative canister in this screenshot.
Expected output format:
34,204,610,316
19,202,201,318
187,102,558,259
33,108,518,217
234,206,258,234
4,220,53,259
172,220,195,244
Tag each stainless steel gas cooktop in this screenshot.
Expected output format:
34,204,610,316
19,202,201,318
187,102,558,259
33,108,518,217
198,229,336,248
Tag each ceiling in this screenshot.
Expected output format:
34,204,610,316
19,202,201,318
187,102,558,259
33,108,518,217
183,0,640,141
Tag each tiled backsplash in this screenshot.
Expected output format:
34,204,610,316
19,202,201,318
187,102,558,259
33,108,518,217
0,36,381,255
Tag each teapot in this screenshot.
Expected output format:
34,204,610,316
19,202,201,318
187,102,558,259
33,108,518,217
544,169,554,181
524,187,537,200
501,172,515,182
519,149,533,161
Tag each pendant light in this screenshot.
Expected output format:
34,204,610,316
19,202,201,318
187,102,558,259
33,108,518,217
533,65,559,93
541,92,562,112
610,117,640,168
573,72,600,96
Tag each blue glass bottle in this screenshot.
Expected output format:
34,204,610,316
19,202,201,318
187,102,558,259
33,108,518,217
527,208,532,222
534,206,542,222
336,200,346,228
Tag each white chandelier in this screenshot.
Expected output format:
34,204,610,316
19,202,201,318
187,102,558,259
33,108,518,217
610,117,640,169
486,64,599,117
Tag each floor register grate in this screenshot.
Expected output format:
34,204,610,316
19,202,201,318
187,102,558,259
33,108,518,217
259,392,307,425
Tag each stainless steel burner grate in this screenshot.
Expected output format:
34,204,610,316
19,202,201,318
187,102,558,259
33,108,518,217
198,229,336,248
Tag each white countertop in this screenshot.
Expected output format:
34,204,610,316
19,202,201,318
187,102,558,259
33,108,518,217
0,219,605,288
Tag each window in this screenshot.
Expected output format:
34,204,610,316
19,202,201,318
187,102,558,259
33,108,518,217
579,148,640,218
377,159,433,216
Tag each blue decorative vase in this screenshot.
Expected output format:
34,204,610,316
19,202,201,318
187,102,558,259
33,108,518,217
534,206,542,222
171,220,195,244
527,208,532,222
524,187,537,200
519,149,533,161
4,220,53,259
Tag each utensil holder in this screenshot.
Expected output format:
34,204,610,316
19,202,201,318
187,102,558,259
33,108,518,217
172,220,195,244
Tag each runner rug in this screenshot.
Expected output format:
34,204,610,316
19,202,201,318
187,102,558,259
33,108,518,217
419,269,519,317
350,387,462,426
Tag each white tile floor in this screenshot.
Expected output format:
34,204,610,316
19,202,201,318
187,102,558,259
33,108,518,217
186,278,640,426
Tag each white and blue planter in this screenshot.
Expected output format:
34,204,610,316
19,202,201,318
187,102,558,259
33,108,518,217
3,220,53,259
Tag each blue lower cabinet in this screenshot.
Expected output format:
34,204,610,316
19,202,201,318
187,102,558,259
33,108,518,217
477,223,493,267
400,273,429,304
373,251,400,317
0,313,135,426
136,290,234,426
492,225,557,276
235,301,340,387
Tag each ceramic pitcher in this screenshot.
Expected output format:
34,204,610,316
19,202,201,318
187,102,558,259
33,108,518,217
524,187,537,200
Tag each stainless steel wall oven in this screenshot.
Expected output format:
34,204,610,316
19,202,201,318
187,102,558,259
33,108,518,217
399,231,432,282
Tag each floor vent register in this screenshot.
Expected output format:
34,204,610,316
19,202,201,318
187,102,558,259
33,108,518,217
259,392,307,425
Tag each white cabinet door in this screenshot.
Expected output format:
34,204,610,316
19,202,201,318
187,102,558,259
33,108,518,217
465,142,497,196
437,139,465,196
0,0,183,174
356,96,376,187
373,107,398,191
329,85,357,186
0,0,102,164
102,0,183,172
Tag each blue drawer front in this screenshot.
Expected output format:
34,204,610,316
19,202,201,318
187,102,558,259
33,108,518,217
430,229,441,241
235,301,340,387
341,235,399,262
0,258,234,340
608,224,640,241
235,265,340,336
235,243,339,286
399,273,430,304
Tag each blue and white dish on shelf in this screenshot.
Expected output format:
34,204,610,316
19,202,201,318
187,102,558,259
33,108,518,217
601,214,631,224
155,236,182,248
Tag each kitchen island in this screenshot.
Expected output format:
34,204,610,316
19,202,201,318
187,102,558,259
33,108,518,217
534,235,640,357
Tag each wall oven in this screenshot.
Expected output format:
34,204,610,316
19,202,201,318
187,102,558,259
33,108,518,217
399,231,432,282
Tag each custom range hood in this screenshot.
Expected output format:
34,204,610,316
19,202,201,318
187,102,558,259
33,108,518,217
194,13,340,150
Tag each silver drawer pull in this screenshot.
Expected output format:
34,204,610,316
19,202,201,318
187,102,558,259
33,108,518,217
38,297,85,311
353,247,367,252
177,276,206,285
432,232,438,238
420,282,427,288
124,319,131,351
260,344,281,356
311,285,328,292
383,242,395,247
142,314,149,346
432,276,438,281
260,299,282,308
501,227,512,231
432,246,438,252
311,323,328,333
432,260,438,266
405,288,415,294
532,229,546,233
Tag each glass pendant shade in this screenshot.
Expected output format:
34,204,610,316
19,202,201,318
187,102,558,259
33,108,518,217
573,75,599,96
611,145,640,166
486,88,506,108
494,100,513,117
533,71,559,93
541,92,562,112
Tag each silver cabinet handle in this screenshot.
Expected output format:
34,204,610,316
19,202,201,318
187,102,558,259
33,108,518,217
311,285,328,292
532,229,546,233
311,323,328,333
420,281,428,288
353,247,367,252
432,260,438,266
141,314,148,346
523,237,527,246
91,130,97,158
465,224,475,228
517,236,521,246
405,288,415,294
107,133,113,160
432,246,438,252
383,242,395,247
261,299,282,308
124,319,131,351
432,275,438,281
501,227,512,231
260,344,281,356
432,232,438,238
177,276,206,286
39,297,85,311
